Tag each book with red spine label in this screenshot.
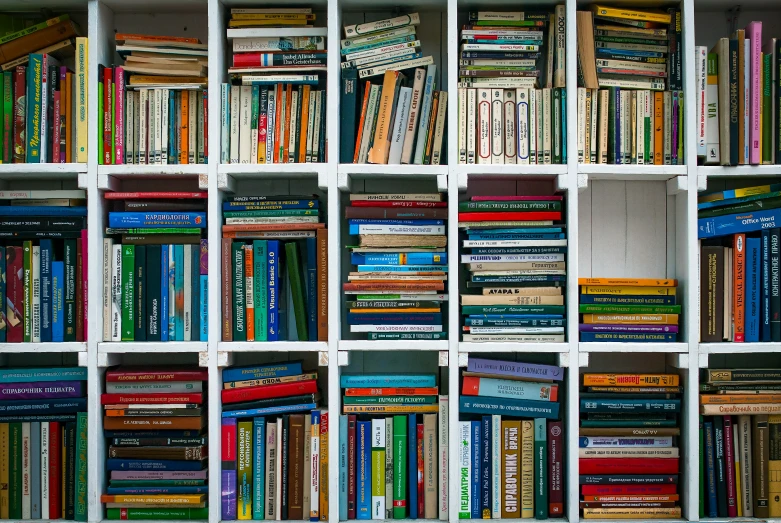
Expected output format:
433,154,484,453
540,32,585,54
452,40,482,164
579,458,679,475
101,393,204,405
221,380,318,404
103,66,112,165
458,212,561,222
344,388,439,397
105,368,208,382
49,421,61,518
104,192,208,200
350,201,447,208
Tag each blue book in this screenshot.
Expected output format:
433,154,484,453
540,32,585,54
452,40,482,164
579,332,677,342
168,245,176,340
471,420,481,519
252,418,265,519
222,402,317,418
704,420,718,517
223,362,303,383
460,396,560,419
107,486,209,495
39,240,52,342
106,459,206,471
467,233,566,240
356,265,447,273
348,219,444,226
268,240,280,341
30,421,40,518
51,261,64,343
0,246,5,343
340,374,437,388
191,244,200,339
408,414,417,520
160,245,169,342
339,415,349,521
699,207,781,238
0,397,87,414
357,420,372,520
108,212,207,228
763,230,771,341
481,416,491,518
200,275,208,341
346,312,442,325
305,237,317,342
350,252,447,265
223,201,320,211
579,294,676,305
174,245,184,341
579,398,681,413
747,237,761,342
169,93,176,162
0,206,87,216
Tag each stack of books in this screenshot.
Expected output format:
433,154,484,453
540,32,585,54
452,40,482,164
579,278,680,343
340,14,446,165
221,194,327,342
102,191,208,342
101,33,208,165
343,193,447,340
0,366,88,520
699,184,781,342
576,6,683,165
697,22,778,165
222,7,327,164
700,368,781,518
579,372,683,520
0,189,87,342
457,8,566,165
101,366,209,521
458,357,564,519
220,362,326,520
339,373,448,520
459,194,566,343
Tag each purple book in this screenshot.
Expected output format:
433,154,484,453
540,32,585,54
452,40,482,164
0,380,85,399
466,357,564,381
222,417,237,519
672,91,679,164
579,324,679,333
200,239,208,275
222,470,237,520
110,470,208,480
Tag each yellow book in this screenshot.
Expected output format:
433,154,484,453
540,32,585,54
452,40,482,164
232,13,316,21
319,411,329,521
581,286,676,295
583,507,682,519
228,19,309,27
75,37,89,163
501,420,520,518
367,70,403,164
578,277,677,287
343,405,439,414
583,374,680,387
581,313,679,325
0,423,7,519
769,461,781,517
591,5,672,24
520,420,534,518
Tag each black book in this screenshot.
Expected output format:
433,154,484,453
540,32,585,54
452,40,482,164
340,67,359,163
714,416,728,517
667,8,682,90
222,393,320,413
729,37,739,165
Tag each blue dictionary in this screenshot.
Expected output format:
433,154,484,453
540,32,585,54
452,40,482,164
222,402,316,418
222,362,303,383
305,237,317,342
106,459,206,471
267,240,280,341
350,252,447,265
108,212,207,228
340,374,437,388
460,396,560,419
747,237,761,342
339,415,348,521
51,261,64,343
222,200,320,211
160,245,169,342
763,230,771,341
107,486,209,495
346,313,442,325
0,397,87,414
39,240,52,342
579,332,677,343
348,219,444,226
168,245,176,341
481,416,491,518
30,421,40,518
408,414,417,520
357,420,372,520
699,207,781,238
0,206,87,216
471,420,481,519
252,418,265,519
0,247,5,342
579,398,681,413
356,265,447,273
704,420,718,517
200,275,208,341
579,294,676,305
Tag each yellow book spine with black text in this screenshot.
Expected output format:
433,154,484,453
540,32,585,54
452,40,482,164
521,420,534,518
319,411,329,521
75,37,89,163
581,286,676,295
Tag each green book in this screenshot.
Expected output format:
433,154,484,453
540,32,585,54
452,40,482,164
109,480,206,487
534,418,547,520
238,421,252,519
8,422,20,519
3,71,11,163
461,305,565,315
0,14,70,46
344,396,437,405
285,242,308,341
232,242,246,341
644,94,652,163
0,75,4,164
64,239,77,341
224,209,319,218
764,54,773,164
253,240,268,341
699,415,705,519
552,87,562,164
105,507,209,520
122,244,135,341
578,304,682,314
135,245,146,341
74,412,88,521
22,241,31,342
392,416,406,519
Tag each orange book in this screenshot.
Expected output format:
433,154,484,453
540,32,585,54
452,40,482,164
367,70,402,164
64,71,72,163
115,34,201,44
274,83,284,162
298,85,311,163
577,278,677,287
316,228,328,341
102,416,207,430
653,91,663,165
582,374,680,387
283,84,293,162
581,313,679,325
342,282,444,291
353,81,371,163
179,90,189,164
344,387,439,396
222,223,326,232
701,394,781,404
244,244,255,342
733,234,745,342
423,91,439,162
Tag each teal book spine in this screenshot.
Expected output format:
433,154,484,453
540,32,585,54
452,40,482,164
168,245,175,340
135,245,146,341
237,421,252,519
190,244,200,339
199,275,208,341
74,412,88,521
121,244,135,341
534,418,547,520
253,240,268,341
252,418,265,519
64,239,77,341
25,54,42,163
174,245,184,341
339,375,436,388
232,242,246,342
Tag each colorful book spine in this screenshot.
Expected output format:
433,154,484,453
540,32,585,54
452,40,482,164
357,420,371,520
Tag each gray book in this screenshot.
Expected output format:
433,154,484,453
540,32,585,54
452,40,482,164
30,421,41,519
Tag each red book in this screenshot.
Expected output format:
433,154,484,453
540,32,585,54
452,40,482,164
49,421,62,518
104,367,208,382
458,212,561,222
724,415,738,517
232,51,325,68
581,484,678,496
75,237,83,342
104,191,209,200
103,66,112,165
350,201,447,208
12,66,25,163
221,380,318,404
463,376,558,401
344,207,449,219
548,420,564,517
81,229,88,341
471,195,564,201
347,415,357,520
101,393,204,405
579,458,679,475
733,234,745,342
203,90,208,161
417,423,424,516
53,89,61,162
7,246,22,343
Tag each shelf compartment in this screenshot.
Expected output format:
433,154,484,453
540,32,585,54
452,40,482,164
460,341,569,354
218,163,328,191
579,164,687,182
339,339,448,351
580,342,689,354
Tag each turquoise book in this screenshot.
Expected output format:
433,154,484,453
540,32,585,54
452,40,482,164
534,418,547,520
339,375,437,388
200,275,208,341
222,362,303,383
252,418,265,519
253,240,268,341
168,245,175,340
174,245,184,341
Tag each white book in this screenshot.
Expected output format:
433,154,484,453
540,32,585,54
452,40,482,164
371,418,385,519
384,418,393,519
102,238,113,340
126,91,134,164
32,246,40,343
138,89,148,164
462,253,565,262
310,414,320,519
341,25,415,49
739,415,754,517
311,90,322,163
303,415,312,517
148,89,156,164
344,40,421,64
598,89,609,163
161,89,169,164
197,91,205,164
413,64,437,164
288,88,299,162
458,88,466,163
344,47,419,71
275,417,283,520
266,86,276,163
458,78,538,89
663,90,672,164
458,421,472,519
154,88,163,163
388,86,412,164
477,88,491,163
188,90,197,164
542,88,552,164
554,5,566,87
589,89,598,163
732,423,741,512
41,422,49,519
528,89,537,164
353,224,445,235
359,85,381,163
305,89,316,163
21,422,30,518
577,87,585,163
359,55,434,79
439,396,449,521
221,83,231,163
466,88,477,164
183,245,192,341
243,245,254,341
744,44,750,164
230,86,241,163
463,334,565,342
516,88,529,164
468,326,565,334
239,86,252,163
503,89,516,164
350,324,442,332
637,91,645,164
463,239,567,247
111,244,122,341
696,45,707,158
491,413,501,519
431,91,448,165
265,421,277,520
402,68,426,164
490,89,504,164
705,54,720,164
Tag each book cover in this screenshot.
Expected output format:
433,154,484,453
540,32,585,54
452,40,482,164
501,420,520,518
357,420,371,520
458,421,471,519
409,414,418,519
221,418,237,520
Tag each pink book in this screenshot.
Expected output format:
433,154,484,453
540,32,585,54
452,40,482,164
59,67,67,163
471,195,564,201
747,21,761,165
114,67,125,164
52,90,61,163
81,229,88,342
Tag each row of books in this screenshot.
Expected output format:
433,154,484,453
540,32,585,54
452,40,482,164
579,372,683,520
340,373,447,520
459,195,566,343
101,33,208,164
220,194,327,342
101,366,209,520
579,278,680,343
458,357,564,519
698,183,781,342
699,368,781,517
101,191,208,342
696,23,778,165
343,193,447,340
0,366,88,520
221,361,327,520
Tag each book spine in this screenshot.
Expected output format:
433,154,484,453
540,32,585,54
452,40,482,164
221,418,237,520
357,420,370,519
121,244,134,341
237,421,251,520
754,414,770,517
319,411,329,521
724,416,738,517
48,421,60,518
458,422,471,519
264,421,277,519
371,418,385,519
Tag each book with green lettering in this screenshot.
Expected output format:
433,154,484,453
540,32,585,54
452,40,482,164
8,422,20,519
0,14,71,46
534,418,547,520
64,239,77,341
3,71,11,163
74,412,87,521
578,304,682,314
122,244,135,341
22,241,31,342
371,418,385,518
232,242,246,341
253,240,268,341
392,415,407,519
344,396,437,405
25,54,42,162
105,507,209,520
285,242,308,340
763,53,772,164
134,245,146,341
238,421,252,520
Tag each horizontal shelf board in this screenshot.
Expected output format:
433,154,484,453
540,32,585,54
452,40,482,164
98,341,207,353
338,163,447,177
218,163,326,178
99,164,208,177
699,165,781,177
580,164,687,181
227,27,328,39
453,164,567,177
459,341,569,353
0,342,86,353
0,163,86,179
579,342,689,353
338,339,448,351
218,341,327,352
700,342,781,353
102,0,206,11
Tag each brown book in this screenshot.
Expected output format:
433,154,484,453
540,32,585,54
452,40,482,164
103,416,207,430
316,228,328,341
577,12,598,89
121,234,201,245
502,420,521,518
298,85,311,163
579,427,681,436
423,413,437,517
0,20,79,64
222,237,233,341
755,414,770,517
358,234,447,248
128,75,207,86
108,446,205,460
288,414,305,520
701,245,724,342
